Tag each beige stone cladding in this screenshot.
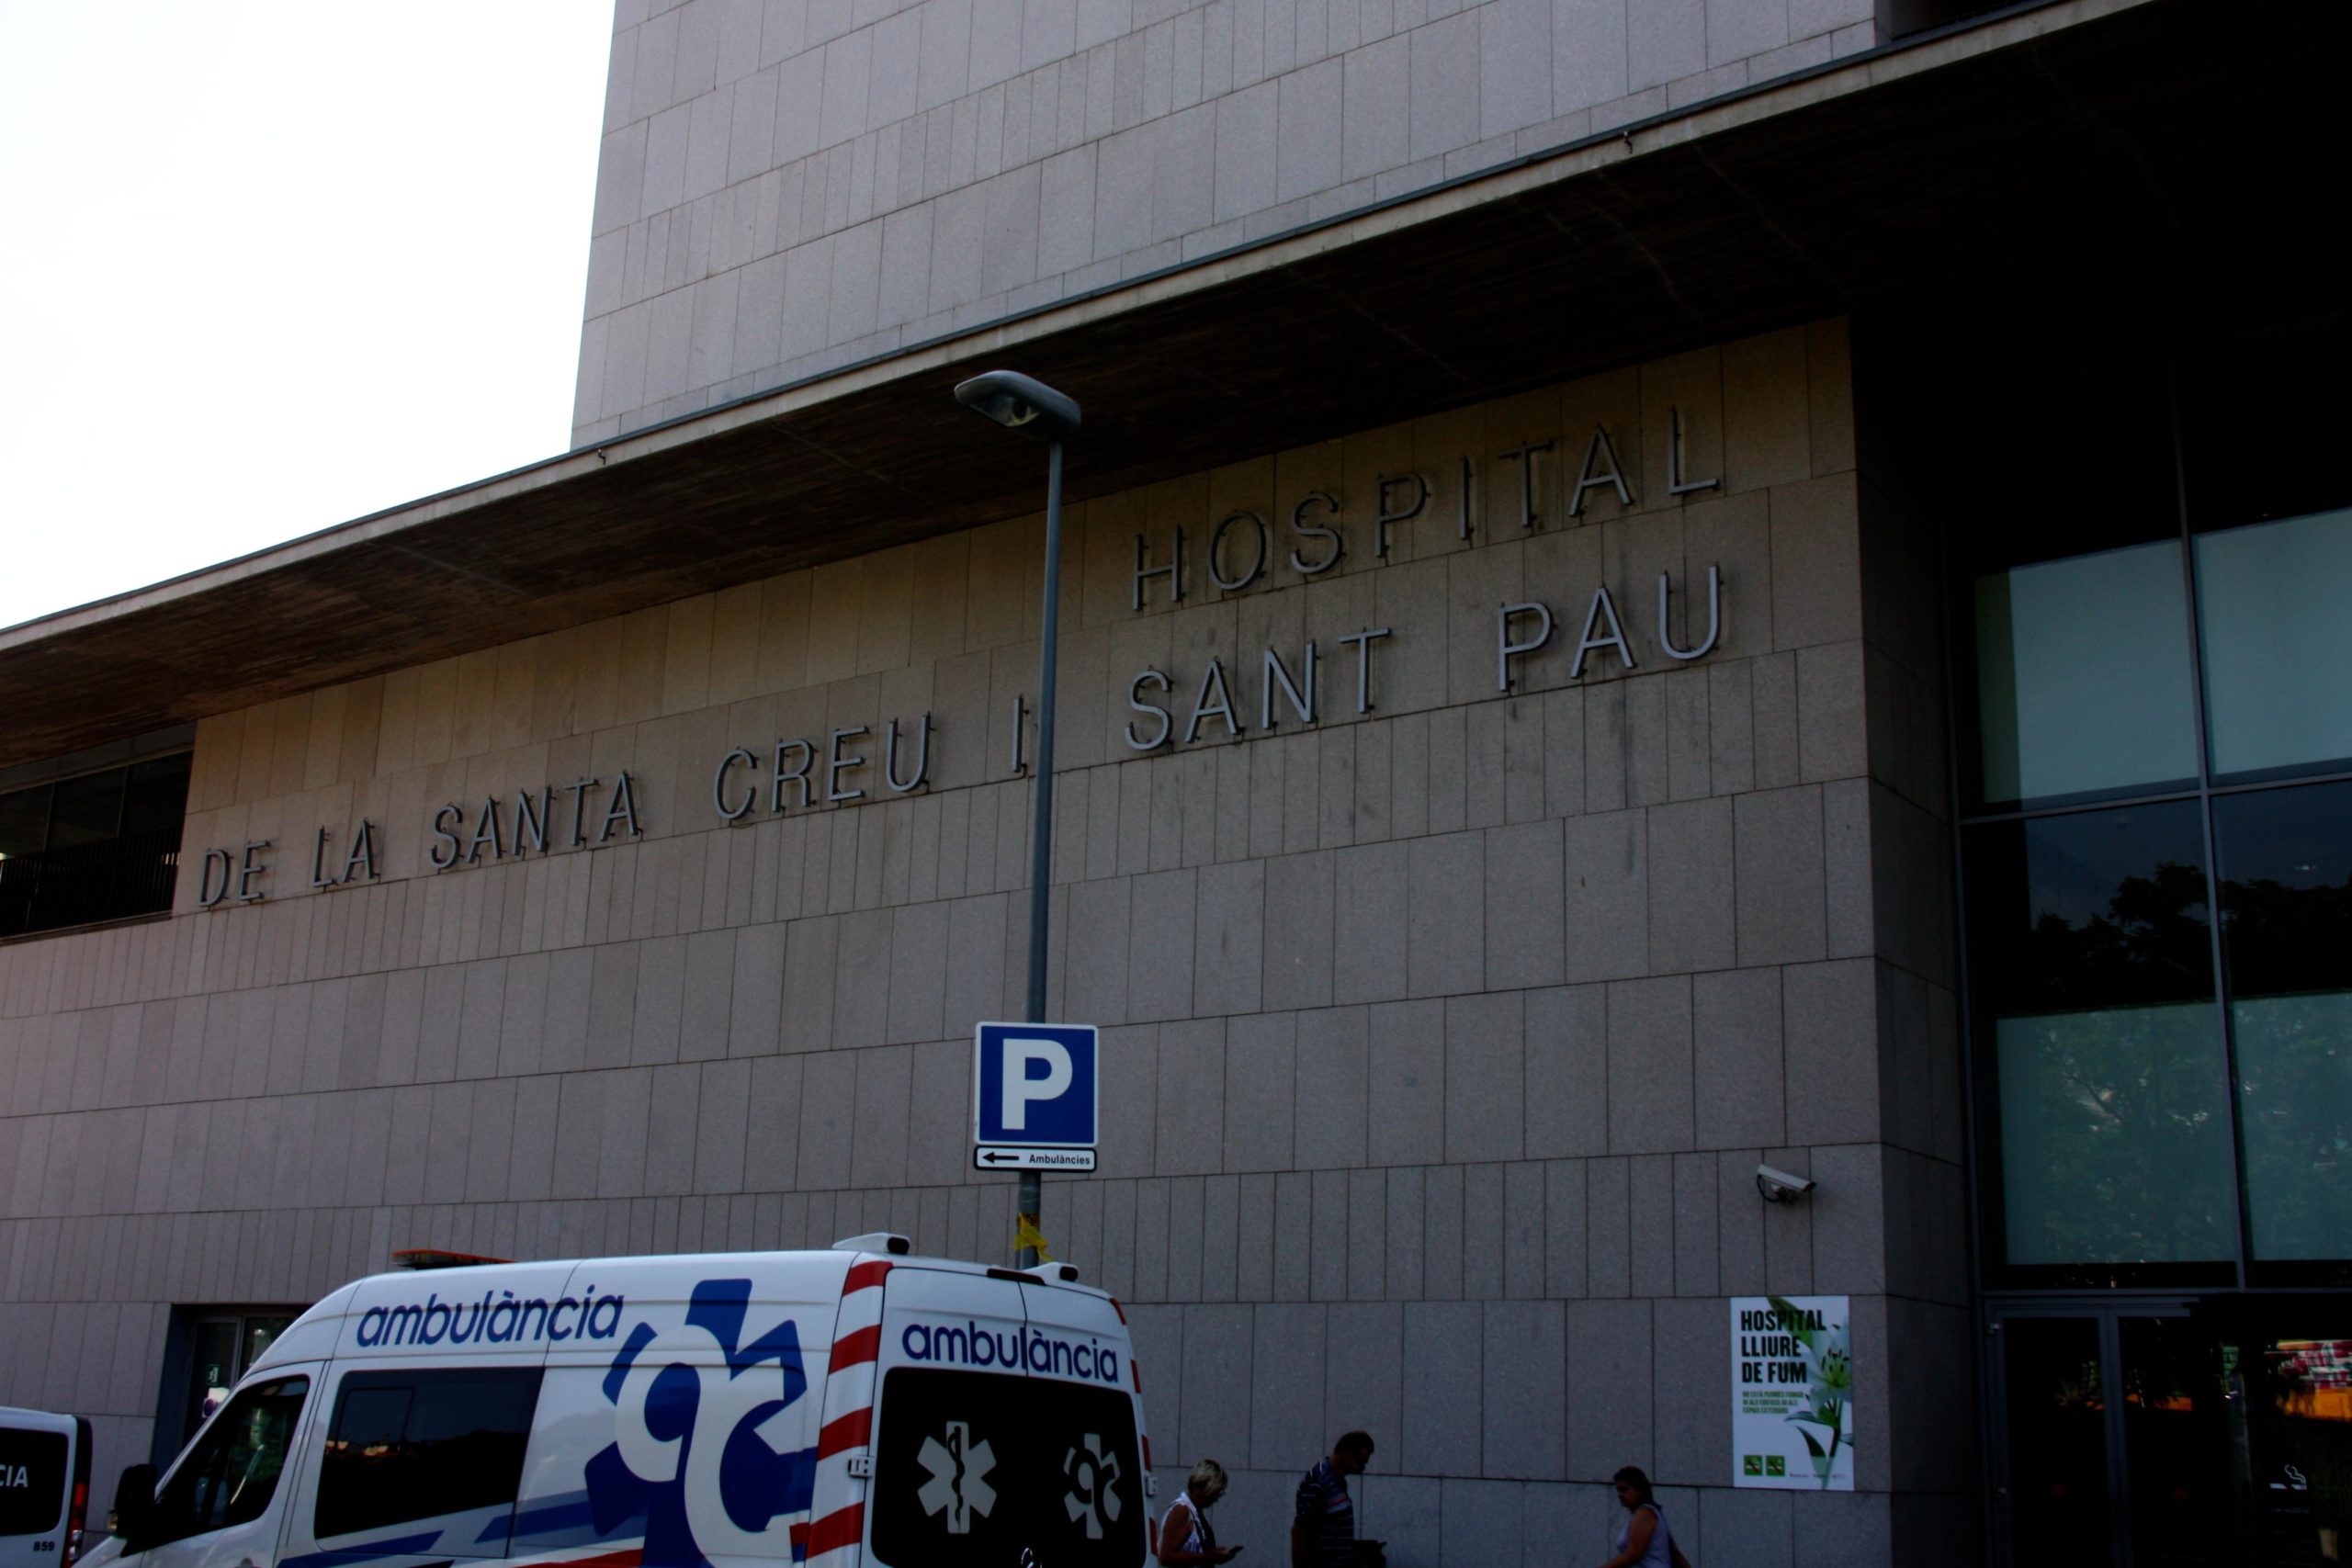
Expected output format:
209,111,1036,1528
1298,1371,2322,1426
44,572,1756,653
571,0,1884,446
0,320,1959,1563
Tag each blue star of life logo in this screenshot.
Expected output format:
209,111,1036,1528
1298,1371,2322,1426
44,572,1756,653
587,1279,820,1566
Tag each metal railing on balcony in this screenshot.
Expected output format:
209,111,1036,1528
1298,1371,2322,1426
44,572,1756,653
0,826,182,939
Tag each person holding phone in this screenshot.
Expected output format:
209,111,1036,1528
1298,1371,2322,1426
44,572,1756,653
1159,1460,1241,1565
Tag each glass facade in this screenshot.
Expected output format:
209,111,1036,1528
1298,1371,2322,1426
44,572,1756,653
1890,302,2352,1567
1972,542,2199,807
2214,782,2352,1264
0,751,191,939
1971,804,2233,1270
1956,324,2352,1291
2198,513,2352,780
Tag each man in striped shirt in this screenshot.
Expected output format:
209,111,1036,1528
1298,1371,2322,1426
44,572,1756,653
1291,1430,1376,1567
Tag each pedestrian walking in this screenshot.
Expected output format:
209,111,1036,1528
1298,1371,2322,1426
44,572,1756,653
1292,1430,1382,1568
1598,1466,1691,1568
1158,1459,1240,1565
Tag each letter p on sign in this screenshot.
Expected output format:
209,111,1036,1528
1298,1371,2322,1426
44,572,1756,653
974,1021,1099,1149
1001,1037,1073,1130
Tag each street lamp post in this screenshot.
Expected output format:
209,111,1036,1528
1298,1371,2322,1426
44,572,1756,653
954,370,1081,1269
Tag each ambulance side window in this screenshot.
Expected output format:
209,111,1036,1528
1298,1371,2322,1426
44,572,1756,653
150,1378,310,1546
0,1427,68,1535
313,1368,544,1542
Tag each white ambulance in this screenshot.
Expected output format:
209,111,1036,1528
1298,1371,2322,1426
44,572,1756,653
85,1238,1150,1568
0,1406,91,1568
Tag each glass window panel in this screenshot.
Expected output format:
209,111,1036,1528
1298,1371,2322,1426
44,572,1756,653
120,753,194,840
0,754,192,937
187,1321,240,1436
870,1368,1145,1568
1996,1005,2234,1265
46,769,123,849
151,1376,309,1546
2248,1314,2352,1564
1973,541,2199,806
2232,995,2352,1266
0,784,48,938
2119,1317,2232,1568
1999,1316,2109,1567
2216,783,2352,1264
1969,804,2218,1017
314,1367,542,1545
0,784,47,858
0,1429,68,1535
1967,804,2233,1266
2196,509,2352,779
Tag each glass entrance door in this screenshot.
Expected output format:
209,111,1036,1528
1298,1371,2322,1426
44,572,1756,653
2116,1315,2233,1567
1994,1303,2352,1566
1998,1314,2113,1565
1994,1306,2230,1568
180,1313,294,1438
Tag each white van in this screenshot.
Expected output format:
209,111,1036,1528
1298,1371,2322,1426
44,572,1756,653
85,1238,1150,1568
0,1406,91,1568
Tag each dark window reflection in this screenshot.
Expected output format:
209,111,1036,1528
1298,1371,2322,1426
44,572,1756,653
2002,1316,2109,1567
0,1429,67,1535
2180,317,2352,537
314,1367,542,1545
151,1376,308,1546
1967,805,2233,1268
122,753,195,838
2119,1317,2231,1567
1951,368,2188,813
1971,805,2217,1017
48,768,123,849
0,753,190,939
2216,783,2352,1267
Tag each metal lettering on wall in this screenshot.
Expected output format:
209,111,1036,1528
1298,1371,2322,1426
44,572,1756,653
192,412,1730,906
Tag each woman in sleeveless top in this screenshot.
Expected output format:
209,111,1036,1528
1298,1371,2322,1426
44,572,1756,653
1158,1459,1240,1565
1598,1466,1692,1568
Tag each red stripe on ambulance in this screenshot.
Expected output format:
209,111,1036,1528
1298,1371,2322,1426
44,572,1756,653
829,1324,881,1368
806,1253,892,1566
816,1406,871,1458
804,1505,865,1557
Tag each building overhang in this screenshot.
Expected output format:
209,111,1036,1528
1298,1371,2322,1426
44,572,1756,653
0,0,2335,771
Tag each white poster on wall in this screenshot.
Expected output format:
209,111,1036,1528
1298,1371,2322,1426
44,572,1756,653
1731,1295,1855,1490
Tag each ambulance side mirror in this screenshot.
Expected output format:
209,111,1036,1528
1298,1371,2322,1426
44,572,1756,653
109,1465,156,1544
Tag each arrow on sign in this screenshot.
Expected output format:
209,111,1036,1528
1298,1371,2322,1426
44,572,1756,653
971,1145,1098,1172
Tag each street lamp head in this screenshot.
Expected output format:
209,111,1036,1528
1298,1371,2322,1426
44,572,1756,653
954,369,1081,439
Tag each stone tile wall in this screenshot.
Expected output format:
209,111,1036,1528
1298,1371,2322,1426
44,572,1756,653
0,320,1960,1564
571,0,1881,444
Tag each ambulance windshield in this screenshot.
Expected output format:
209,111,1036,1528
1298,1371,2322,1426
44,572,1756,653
869,1367,1144,1567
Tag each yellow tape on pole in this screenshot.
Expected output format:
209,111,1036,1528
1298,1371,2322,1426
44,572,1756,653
1015,1213,1055,1262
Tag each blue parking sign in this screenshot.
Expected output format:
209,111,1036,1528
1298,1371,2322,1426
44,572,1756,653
973,1021,1098,1148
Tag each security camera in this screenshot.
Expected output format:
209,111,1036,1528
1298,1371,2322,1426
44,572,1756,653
1756,1164,1816,1203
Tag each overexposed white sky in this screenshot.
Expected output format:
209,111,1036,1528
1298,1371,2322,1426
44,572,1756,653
0,4,612,630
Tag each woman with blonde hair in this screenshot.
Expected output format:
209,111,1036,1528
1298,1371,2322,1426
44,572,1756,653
1158,1459,1241,1565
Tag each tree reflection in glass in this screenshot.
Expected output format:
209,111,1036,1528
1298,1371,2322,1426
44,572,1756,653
1969,804,2234,1266
2216,782,2352,1265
